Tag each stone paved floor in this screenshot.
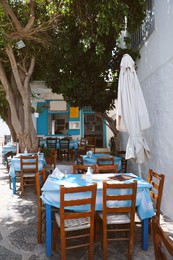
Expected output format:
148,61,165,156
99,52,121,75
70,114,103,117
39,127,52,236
0,161,173,260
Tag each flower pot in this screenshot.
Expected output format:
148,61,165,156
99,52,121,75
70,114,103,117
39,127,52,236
34,112,39,118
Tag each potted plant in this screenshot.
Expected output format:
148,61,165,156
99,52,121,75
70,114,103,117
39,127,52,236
31,105,44,118
41,147,52,164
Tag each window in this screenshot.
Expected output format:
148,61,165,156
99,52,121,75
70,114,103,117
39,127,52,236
131,0,155,48
48,113,68,135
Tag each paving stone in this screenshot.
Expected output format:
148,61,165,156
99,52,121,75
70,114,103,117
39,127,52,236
0,232,3,241
9,226,37,251
0,245,22,260
0,158,172,260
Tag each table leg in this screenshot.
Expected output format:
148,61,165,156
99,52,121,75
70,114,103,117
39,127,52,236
46,204,52,257
12,176,16,194
3,154,6,165
142,218,148,250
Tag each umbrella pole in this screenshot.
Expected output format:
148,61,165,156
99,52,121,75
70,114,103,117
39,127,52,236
138,164,142,178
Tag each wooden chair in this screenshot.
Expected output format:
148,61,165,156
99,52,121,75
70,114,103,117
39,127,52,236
36,169,58,243
86,136,96,153
117,150,127,173
152,216,173,260
53,183,97,260
135,169,165,232
73,164,96,174
45,149,57,174
20,154,38,193
35,169,47,243
46,137,57,149
95,164,118,173
37,136,44,149
148,169,165,221
76,138,87,157
97,180,137,260
59,138,70,161
76,154,84,165
96,157,114,166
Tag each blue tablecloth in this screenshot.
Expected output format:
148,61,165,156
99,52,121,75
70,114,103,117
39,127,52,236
82,153,122,171
39,139,79,150
1,143,17,155
42,173,154,220
41,173,154,256
1,143,17,165
9,153,46,194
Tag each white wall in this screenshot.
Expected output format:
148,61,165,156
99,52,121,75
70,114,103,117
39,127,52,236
123,1,173,219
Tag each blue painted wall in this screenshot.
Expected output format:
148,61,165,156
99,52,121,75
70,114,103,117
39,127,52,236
37,102,48,135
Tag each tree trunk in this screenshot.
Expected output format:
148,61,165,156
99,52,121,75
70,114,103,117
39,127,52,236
0,48,38,153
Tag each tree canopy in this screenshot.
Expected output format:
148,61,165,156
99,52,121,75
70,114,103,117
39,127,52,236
45,0,146,113
0,0,146,149
0,0,61,149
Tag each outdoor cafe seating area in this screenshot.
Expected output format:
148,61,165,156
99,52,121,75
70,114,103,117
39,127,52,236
0,135,173,259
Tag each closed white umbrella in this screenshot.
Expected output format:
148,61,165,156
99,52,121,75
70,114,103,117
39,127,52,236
116,54,150,174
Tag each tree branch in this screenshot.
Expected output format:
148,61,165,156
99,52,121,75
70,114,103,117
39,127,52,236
0,61,10,92
5,46,25,95
24,55,35,88
22,0,36,33
0,61,22,133
0,0,23,31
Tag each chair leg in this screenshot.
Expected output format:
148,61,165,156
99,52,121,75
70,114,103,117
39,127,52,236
89,226,94,260
128,230,134,260
37,211,42,243
60,227,66,260
52,220,58,251
9,176,12,189
103,222,107,260
21,176,24,193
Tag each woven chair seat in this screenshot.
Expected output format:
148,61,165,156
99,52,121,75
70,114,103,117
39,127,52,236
55,213,90,231
23,172,36,177
99,212,130,224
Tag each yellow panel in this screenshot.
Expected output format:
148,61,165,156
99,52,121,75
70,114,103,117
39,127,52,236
70,107,79,118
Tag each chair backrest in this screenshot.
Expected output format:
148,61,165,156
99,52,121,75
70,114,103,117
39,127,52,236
86,136,96,153
95,164,118,173
6,151,14,171
59,181,97,227
35,168,47,243
117,150,127,173
76,154,84,165
152,216,173,260
35,168,47,199
38,137,44,149
20,154,38,174
102,179,137,225
59,138,70,150
46,137,57,149
80,137,87,146
49,149,57,169
59,182,97,258
96,157,114,165
73,164,96,174
87,136,96,146
148,169,165,219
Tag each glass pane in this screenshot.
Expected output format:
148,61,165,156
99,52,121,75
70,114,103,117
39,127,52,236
48,114,68,135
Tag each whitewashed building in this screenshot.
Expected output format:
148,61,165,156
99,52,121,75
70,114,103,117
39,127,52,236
120,0,173,219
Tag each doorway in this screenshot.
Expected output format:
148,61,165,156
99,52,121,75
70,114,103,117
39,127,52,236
84,113,103,148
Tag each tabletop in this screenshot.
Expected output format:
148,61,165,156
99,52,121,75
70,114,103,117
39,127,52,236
82,153,122,172
41,173,154,220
